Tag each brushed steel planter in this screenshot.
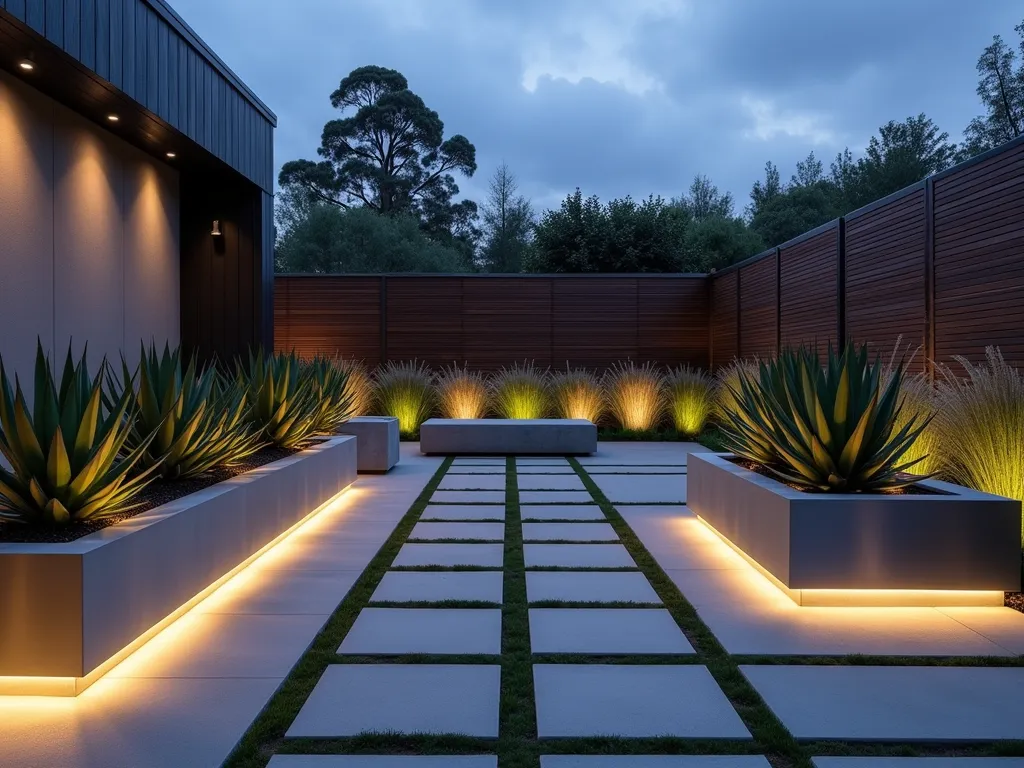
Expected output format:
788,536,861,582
687,452,1022,606
0,435,357,695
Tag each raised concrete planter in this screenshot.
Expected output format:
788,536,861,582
688,452,1021,606
0,435,357,695
337,416,400,473
420,418,597,455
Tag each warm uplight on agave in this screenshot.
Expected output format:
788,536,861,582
719,342,931,493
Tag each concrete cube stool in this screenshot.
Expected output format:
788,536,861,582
420,418,596,455
337,416,400,473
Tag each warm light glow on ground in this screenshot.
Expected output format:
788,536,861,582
0,484,362,698
694,515,1004,608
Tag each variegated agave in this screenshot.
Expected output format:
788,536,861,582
237,349,321,449
720,342,931,492
0,342,158,525
303,355,356,434
113,343,264,480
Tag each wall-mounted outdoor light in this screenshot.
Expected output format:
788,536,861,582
211,220,222,237
18,60,34,71
107,114,119,122
166,152,176,159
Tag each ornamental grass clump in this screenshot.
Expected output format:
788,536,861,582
550,367,604,423
892,374,941,475
114,342,263,480
0,342,158,526
604,361,665,431
935,347,1024,543
335,358,373,418
237,350,321,449
665,364,715,436
304,355,356,434
437,364,488,419
373,360,436,436
721,342,930,492
714,357,759,423
490,361,549,419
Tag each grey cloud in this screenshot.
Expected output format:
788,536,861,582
170,0,1022,216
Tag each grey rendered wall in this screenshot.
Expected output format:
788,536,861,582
0,68,179,383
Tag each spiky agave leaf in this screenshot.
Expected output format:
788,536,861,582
0,341,159,526
304,355,357,434
238,349,321,449
719,342,933,493
111,343,264,479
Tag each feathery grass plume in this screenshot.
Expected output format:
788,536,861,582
714,357,759,423
721,342,931,492
490,361,549,419
665,364,715,436
373,360,436,436
0,341,159,525
935,347,1024,544
603,361,665,431
113,342,263,480
437,364,488,419
879,336,939,475
334,358,373,417
550,367,604,423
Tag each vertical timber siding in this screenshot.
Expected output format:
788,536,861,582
275,276,709,371
0,0,275,192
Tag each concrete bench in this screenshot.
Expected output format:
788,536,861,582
419,418,597,455
337,416,400,472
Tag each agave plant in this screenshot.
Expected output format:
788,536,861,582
0,342,158,525
112,343,263,480
304,355,356,434
720,342,930,492
237,349,320,449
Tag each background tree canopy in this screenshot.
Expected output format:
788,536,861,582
277,19,1024,275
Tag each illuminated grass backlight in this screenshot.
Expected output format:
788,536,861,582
550,367,604,423
604,361,665,431
490,361,549,419
437,364,488,419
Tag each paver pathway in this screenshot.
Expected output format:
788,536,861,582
242,442,1024,767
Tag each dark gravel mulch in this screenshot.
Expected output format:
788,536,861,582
1007,592,1024,613
0,446,299,544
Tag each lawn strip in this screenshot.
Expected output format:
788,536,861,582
223,457,454,768
569,456,806,768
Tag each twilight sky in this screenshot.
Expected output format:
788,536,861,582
171,0,1020,215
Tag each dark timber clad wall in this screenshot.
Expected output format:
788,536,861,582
1,0,277,360
0,0,274,192
710,271,739,366
274,276,710,371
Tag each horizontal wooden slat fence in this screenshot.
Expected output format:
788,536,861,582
275,134,1024,376
710,133,1024,374
275,275,710,371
